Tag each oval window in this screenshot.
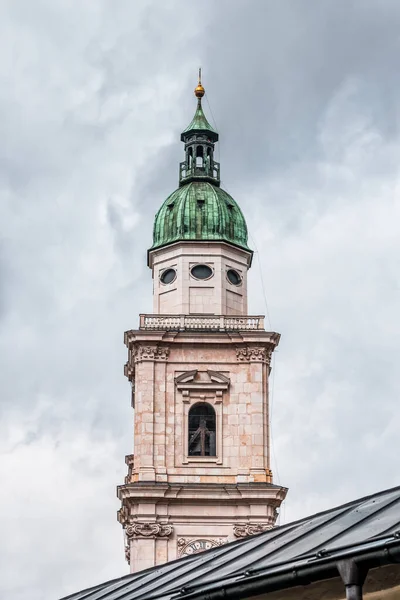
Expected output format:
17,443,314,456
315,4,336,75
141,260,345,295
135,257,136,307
227,269,242,286
191,264,213,280
160,268,176,285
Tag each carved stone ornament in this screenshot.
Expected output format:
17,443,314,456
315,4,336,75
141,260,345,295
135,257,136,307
233,523,273,538
133,344,170,363
126,522,173,539
125,544,130,564
117,505,130,528
124,361,135,382
236,346,272,365
177,537,225,557
124,454,135,484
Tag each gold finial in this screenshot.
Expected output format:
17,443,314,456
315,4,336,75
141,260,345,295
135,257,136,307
194,67,205,98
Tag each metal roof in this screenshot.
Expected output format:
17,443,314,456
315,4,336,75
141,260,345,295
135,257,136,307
151,181,251,253
60,485,400,600
181,98,218,139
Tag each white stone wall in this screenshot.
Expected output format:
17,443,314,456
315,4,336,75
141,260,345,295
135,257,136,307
149,241,251,315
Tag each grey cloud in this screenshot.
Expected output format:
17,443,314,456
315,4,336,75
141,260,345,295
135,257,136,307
202,1,400,183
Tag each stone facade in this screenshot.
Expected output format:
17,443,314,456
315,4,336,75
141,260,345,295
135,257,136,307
149,241,251,316
117,286,287,572
117,81,287,573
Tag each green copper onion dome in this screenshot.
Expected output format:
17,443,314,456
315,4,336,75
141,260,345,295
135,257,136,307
150,71,251,254
152,181,249,250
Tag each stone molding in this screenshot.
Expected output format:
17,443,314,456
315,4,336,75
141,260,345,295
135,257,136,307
124,454,135,484
132,344,170,363
176,370,228,466
233,523,274,537
126,522,173,539
175,369,230,392
236,346,273,365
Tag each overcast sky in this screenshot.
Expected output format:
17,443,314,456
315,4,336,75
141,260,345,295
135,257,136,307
1,1,400,599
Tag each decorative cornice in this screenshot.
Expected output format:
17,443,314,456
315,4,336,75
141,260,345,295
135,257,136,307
117,481,288,504
126,522,173,539
133,344,170,363
233,523,274,538
236,346,273,364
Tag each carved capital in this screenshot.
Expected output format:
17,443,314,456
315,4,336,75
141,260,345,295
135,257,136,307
133,344,170,363
126,522,173,538
236,346,272,364
125,544,130,564
233,523,273,538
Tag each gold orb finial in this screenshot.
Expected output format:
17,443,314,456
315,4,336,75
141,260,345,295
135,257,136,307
194,67,205,98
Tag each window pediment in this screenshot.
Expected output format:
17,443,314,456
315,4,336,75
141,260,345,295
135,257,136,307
175,369,230,392
175,370,198,384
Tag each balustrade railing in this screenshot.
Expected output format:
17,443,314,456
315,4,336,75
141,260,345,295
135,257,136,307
139,314,265,331
179,161,220,184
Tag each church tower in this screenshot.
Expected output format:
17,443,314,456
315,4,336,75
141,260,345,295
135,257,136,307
117,73,287,573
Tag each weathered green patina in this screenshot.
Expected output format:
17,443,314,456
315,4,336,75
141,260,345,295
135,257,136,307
180,99,218,141
150,80,251,253
152,181,250,251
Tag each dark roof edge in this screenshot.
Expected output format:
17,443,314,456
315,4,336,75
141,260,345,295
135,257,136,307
177,539,400,600
59,484,400,600
268,483,400,534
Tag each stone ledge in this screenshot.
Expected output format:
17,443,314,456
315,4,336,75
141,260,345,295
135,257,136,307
117,481,287,503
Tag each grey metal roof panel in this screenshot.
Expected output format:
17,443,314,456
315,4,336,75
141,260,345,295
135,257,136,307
60,485,400,600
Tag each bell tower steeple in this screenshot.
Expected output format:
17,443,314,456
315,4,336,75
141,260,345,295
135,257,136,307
179,69,220,186
117,73,288,574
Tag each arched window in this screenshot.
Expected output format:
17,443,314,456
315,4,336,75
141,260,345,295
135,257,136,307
205,147,212,174
196,145,204,167
188,403,216,457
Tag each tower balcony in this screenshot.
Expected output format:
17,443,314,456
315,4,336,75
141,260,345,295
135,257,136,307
139,314,265,331
179,161,220,185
